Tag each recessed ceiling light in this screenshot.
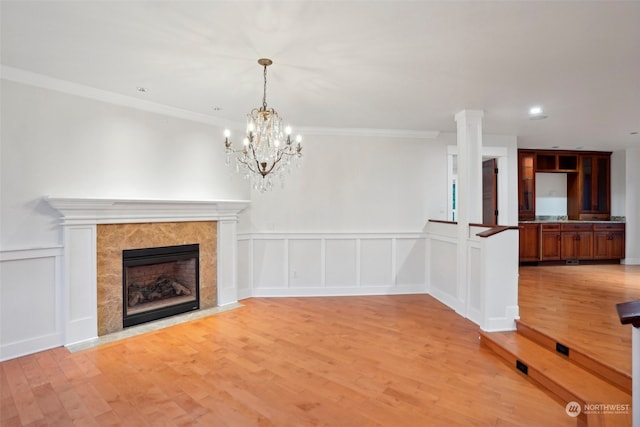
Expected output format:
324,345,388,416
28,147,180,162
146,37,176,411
552,146,559,149
212,107,222,111
528,106,548,120
136,87,148,93
576,146,583,150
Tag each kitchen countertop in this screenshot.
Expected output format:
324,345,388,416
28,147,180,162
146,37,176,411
519,220,626,224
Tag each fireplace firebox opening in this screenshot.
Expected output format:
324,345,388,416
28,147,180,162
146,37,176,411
122,244,200,328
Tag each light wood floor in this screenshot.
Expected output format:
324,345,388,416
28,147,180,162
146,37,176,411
519,264,640,379
1,295,576,426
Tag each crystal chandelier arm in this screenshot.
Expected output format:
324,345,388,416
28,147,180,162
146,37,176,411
247,139,272,177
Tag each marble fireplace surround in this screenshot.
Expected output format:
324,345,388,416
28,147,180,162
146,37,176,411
45,197,249,346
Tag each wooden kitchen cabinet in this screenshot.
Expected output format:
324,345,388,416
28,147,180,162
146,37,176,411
593,223,625,260
540,223,561,260
518,151,536,221
519,223,540,261
536,152,579,172
561,223,593,260
519,221,625,263
567,153,611,220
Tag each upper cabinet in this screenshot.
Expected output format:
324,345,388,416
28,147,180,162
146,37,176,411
535,151,579,172
518,151,536,221
517,149,611,221
567,154,611,220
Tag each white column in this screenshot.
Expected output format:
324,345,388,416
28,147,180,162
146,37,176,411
217,219,239,306
455,110,484,225
63,225,98,345
454,110,484,314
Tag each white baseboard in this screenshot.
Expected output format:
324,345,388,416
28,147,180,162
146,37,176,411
0,332,63,362
250,285,427,298
428,287,464,315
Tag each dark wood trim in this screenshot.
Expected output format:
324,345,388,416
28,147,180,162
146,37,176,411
616,300,640,328
475,225,519,238
428,219,457,225
428,220,518,238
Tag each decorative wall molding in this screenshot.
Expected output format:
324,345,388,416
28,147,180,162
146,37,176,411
1,65,230,128
0,251,63,361
300,126,440,140
0,246,63,261
1,65,441,140
427,221,519,332
237,232,428,298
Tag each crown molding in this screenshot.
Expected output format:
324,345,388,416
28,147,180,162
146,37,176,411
299,126,439,139
0,65,231,128
1,65,440,140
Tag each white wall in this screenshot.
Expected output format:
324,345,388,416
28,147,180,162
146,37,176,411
625,147,640,264
243,133,449,233
1,80,249,249
235,132,447,298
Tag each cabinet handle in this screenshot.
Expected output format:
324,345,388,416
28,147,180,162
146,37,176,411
576,235,581,241
557,235,561,241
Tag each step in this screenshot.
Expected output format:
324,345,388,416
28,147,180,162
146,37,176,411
516,321,632,394
480,331,632,427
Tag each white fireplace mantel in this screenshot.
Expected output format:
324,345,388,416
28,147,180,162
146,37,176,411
45,197,250,225
45,197,250,346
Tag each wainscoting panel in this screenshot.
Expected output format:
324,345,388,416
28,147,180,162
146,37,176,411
288,239,322,288
237,239,252,300
252,239,287,289
360,239,393,287
396,238,426,286
324,239,358,288
428,236,460,312
467,245,482,325
239,233,428,297
0,247,63,361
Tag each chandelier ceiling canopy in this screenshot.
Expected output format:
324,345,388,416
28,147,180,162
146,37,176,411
224,58,302,192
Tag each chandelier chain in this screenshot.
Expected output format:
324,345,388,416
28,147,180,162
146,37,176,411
262,65,268,110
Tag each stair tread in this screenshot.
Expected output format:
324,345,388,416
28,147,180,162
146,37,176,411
517,321,632,394
481,331,631,404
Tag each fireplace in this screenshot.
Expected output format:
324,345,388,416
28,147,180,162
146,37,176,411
123,244,200,328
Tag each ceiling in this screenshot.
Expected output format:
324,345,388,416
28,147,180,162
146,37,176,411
1,1,639,151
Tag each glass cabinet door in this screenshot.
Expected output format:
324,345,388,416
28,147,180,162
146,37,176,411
518,151,535,220
581,156,593,211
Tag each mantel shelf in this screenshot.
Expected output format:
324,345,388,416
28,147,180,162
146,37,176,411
45,197,250,225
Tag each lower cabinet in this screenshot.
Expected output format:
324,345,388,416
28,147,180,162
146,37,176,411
519,223,540,261
561,231,593,260
540,224,561,260
593,224,625,259
519,222,625,263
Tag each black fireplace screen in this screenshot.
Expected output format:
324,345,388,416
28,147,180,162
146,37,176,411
122,244,199,328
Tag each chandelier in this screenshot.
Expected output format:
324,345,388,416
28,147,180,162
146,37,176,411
224,58,302,192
